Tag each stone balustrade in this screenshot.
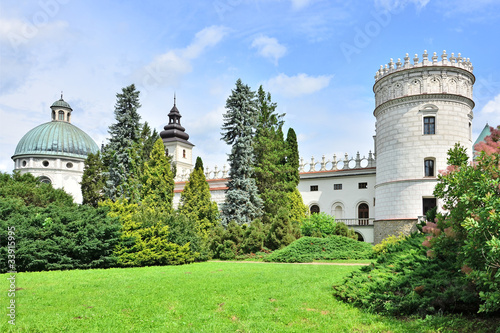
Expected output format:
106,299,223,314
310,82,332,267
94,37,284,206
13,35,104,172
299,151,375,173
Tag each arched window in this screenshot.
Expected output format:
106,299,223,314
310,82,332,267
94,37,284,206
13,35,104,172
310,205,320,214
332,204,343,219
354,232,364,242
38,176,51,184
183,149,186,158
52,111,55,120
424,158,435,177
358,203,369,225
58,111,64,121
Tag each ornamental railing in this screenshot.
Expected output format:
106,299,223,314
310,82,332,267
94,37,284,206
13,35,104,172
336,218,374,226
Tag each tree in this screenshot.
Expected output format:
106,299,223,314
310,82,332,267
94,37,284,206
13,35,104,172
81,151,106,207
425,127,500,313
103,84,142,200
179,156,219,237
253,86,288,223
140,138,175,213
220,79,263,225
285,128,300,187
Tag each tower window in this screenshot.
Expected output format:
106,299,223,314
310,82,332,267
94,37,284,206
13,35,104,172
310,205,320,214
423,198,437,216
183,149,186,158
423,116,435,135
58,111,64,121
310,185,318,191
38,176,51,184
22,160,27,167
42,160,49,167
424,159,435,177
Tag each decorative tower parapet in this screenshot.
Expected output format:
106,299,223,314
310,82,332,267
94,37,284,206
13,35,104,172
374,50,475,109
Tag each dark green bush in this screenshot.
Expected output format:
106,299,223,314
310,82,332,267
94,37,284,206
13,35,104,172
0,200,121,272
264,236,373,263
332,233,480,316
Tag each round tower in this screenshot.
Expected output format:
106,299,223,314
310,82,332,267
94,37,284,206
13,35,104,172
373,50,475,243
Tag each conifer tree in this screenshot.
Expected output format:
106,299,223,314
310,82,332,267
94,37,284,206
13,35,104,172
285,127,300,187
220,79,263,226
103,84,142,200
179,157,219,237
80,151,106,207
140,138,175,213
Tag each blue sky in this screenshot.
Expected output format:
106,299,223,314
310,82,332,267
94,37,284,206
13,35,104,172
1,0,500,173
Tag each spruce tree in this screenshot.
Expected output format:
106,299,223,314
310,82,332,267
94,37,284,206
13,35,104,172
103,84,142,200
220,79,263,226
179,157,219,237
80,151,106,207
140,138,175,213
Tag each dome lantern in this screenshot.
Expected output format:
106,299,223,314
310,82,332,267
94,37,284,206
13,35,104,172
50,92,73,123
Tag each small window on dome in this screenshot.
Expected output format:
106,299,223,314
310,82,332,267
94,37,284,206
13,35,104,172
58,111,64,121
22,160,27,167
42,160,49,167
66,162,73,168
39,176,51,184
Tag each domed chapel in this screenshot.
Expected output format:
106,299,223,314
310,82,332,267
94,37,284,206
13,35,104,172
11,95,99,203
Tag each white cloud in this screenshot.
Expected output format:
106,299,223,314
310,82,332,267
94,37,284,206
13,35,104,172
138,26,229,88
264,73,333,98
251,35,287,65
482,93,500,114
374,0,430,11
290,0,314,10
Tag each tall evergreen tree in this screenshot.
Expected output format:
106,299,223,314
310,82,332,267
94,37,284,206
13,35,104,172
103,84,142,200
253,86,288,223
285,127,300,187
220,79,263,226
140,138,175,213
179,157,219,237
80,151,106,207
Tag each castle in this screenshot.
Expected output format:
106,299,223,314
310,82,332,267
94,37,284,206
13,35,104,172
12,50,485,244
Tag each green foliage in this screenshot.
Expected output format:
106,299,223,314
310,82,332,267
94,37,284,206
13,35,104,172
430,134,500,313
220,79,263,225
372,233,407,256
100,199,197,267
265,236,373,263
140,138,175,213
301,212,357,239
285,128,300,187
0,171,74,207
241,219,268,254
265,208,300,250
447,142,469,166
0,200,121,272
287,188,308,223
81,151,106,207
333,234,480,316
103,84,143,201
179,156,219,239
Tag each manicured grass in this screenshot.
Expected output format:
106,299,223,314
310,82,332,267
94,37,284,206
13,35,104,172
1,262,493,332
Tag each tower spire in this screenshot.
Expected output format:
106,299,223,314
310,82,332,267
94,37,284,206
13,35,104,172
61,91,63,100
174,92,176,106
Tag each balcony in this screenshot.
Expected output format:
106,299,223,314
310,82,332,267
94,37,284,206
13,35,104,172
335,218,374,226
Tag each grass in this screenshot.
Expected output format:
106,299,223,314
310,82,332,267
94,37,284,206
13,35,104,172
1,261,495,332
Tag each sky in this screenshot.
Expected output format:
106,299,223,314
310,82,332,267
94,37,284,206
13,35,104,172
1,0,500,173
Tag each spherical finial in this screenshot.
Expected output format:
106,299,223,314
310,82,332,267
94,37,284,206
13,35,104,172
424,50,427,54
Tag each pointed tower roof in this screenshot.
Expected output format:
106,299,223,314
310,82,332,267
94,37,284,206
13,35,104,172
160,96,193,146
474,123,491,148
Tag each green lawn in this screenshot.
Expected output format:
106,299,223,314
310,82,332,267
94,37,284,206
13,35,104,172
1,262,493,332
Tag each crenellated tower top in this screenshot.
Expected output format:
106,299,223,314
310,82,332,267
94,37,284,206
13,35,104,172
374,50,473,82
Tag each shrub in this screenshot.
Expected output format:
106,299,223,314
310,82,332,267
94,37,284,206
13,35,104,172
264,236,373,263
265,208,300,250
332,233,480,316
372,233,407,256
301,212,357,239
0,201,122,272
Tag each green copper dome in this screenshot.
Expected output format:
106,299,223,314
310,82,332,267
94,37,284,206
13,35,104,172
51,98,73,110
13,121,99,159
